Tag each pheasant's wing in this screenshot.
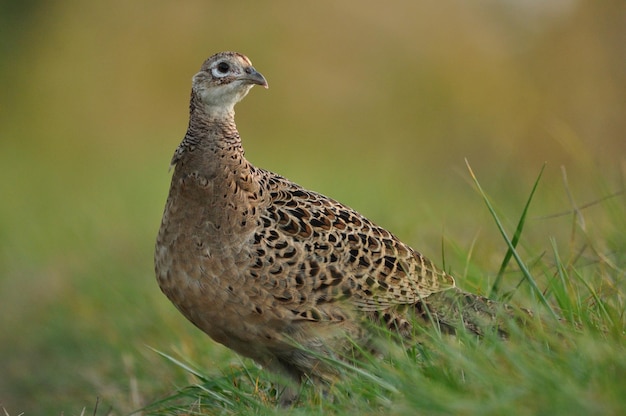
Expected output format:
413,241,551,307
250,170,455,321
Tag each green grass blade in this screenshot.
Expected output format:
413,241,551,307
146,346,209,383
490,163,546,297
572,268,614,328
548,237,577,323
465,160,558,319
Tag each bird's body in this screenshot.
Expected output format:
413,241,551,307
155,52,521,401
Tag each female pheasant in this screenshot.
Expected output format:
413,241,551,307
155,51,525,402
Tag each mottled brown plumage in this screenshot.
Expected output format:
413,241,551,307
155,51,524,402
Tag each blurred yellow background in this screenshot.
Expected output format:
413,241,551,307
0,0,624,413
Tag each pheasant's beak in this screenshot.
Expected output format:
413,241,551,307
242,67,269,89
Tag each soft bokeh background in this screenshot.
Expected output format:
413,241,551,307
1,0,624,413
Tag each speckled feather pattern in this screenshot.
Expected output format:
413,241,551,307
155,52,524,398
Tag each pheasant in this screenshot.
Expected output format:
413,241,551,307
155,51,528,402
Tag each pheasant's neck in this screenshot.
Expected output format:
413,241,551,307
173,103,244,165
171,109,261,214
190,113,242,152
177,90,241,157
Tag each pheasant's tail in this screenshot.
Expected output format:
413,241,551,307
417,287,534,337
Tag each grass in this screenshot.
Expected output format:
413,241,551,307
141,307,625,415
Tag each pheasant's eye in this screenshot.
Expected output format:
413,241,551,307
216,62,230,74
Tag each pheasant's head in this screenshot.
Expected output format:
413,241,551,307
192,51,268,116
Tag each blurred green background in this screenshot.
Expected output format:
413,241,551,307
0,0,624,413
